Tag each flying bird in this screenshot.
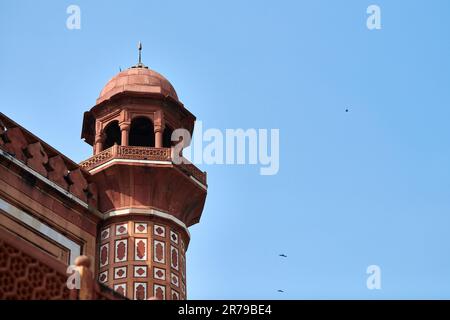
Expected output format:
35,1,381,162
345,108,349,112
277,290,284,293
279,254,287,258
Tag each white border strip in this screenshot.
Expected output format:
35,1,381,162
104,208,190,238
0,197,81,265
190,175,207,190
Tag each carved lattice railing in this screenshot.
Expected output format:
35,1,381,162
79,146,206,186
117,145,171,161
79,146,115,170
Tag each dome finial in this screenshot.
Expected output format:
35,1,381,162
133,41,147,69
138,41,142,65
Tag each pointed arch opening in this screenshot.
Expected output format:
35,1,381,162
129,117,155,147
103,121,121,150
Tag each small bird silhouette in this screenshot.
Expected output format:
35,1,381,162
279,254,287,258
277,290,284,293
345,108,349,112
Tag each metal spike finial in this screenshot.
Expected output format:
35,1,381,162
138,41,142,65
132,41,147,69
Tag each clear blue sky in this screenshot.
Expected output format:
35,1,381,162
1,0,450,299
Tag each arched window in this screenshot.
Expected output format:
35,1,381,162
129,117,155,147
103,121,121,150
163,125,174,148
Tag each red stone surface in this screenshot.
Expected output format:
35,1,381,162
155,242,164,262
116,286,125,296
136,240,146,259
136,268,145,276
100,246,108,266
3,127,28,162
171,248,178,269
47,155,69,189
116,242,126,261
135,284,146,300
91,164,206,227
25,142,49,177
67,168,89,202
155,287,164,300
97,68,179,105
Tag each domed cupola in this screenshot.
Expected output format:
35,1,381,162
81,43,195,153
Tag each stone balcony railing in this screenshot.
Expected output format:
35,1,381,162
79,145,207,186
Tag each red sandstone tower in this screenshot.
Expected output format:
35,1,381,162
79,46,207,300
